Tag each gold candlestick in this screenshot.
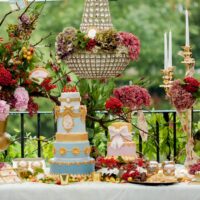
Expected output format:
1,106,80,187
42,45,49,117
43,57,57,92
160,66,174,95
181,46,199,167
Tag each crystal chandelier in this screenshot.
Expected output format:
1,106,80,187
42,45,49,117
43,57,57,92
57,0,140,79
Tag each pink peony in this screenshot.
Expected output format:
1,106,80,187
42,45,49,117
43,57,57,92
169,80,195,111
118,32,140,61
14,87,29,111
0,100,10,121
113,85,151,110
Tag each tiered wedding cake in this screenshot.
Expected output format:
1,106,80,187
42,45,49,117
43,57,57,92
107,122,136,159
50,91,95,175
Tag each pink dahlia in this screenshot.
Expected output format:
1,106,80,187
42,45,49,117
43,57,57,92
0,100,10,121
14,87,29,111
118,32,140,61
113,85,151,110
169,80,195,111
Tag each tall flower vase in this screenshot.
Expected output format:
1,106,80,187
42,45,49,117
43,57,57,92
0,118,10,152
184,109,199,167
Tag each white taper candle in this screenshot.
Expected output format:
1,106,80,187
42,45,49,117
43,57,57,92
164,32,168,69
168,31,172,67
185,10,190,47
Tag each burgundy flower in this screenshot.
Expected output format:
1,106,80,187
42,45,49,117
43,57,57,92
183,77,200,93
113,85,151,110
27,98,38,117
105,97,123,114
66,75,72,83
118,32,140,61
51,64,60,72
0,67,16,86
169,80,195,111
86,39,96,51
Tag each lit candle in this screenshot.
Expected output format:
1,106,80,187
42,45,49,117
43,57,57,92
168,31,172,67
164,32,168,69
185,10,190,47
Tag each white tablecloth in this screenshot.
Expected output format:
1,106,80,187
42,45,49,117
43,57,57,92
0,182,200,200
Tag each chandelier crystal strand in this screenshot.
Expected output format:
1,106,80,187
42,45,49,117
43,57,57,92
80,0,114,33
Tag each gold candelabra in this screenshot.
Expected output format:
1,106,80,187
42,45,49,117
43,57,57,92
181,46,198,167
160,66,174,95
161,46,199,166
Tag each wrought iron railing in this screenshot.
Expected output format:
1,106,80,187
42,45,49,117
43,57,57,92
4,110,200,162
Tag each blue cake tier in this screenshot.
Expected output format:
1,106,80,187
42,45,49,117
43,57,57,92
53,141,91,159
50,158,95,175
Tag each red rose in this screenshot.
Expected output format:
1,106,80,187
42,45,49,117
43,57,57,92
86,39,96,51
0,67,16,86
105,97,123,114
183,77,200,93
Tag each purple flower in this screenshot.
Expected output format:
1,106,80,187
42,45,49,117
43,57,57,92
14,87,29,111
0,100,10,121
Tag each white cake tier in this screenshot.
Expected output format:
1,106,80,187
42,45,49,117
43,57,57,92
59,92,81,109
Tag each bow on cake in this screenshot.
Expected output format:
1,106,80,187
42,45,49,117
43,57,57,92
109,126,132,149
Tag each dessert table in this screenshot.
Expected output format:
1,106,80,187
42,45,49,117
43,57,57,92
0,182,200,200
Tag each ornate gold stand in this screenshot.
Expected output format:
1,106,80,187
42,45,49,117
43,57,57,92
181,46,198,167
160,66,174,95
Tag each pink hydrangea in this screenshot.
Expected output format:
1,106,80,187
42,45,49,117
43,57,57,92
169,80,195,111
113,85,151,110
14,87,29,111
0,100,10,121
118,32,140,61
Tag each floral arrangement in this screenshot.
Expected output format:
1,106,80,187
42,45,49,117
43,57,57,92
168,77,200,111
189,161,200,175
0,3,73,117
0,101,10,121
105,85,151,141
56,27,140,61
106,85,151,113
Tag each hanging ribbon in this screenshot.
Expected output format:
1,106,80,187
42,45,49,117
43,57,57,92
109,126,132,149
137,110,148,141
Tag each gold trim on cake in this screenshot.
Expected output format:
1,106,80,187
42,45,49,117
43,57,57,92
110,122,132,132
72,147,81,155
84,147,91,155
59,148,67,155
58,97,81,103
55,106,87,122
56,133,88,142
49,159,95,166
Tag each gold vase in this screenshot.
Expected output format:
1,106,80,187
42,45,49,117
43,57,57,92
0,119,7,136
0,118,10,151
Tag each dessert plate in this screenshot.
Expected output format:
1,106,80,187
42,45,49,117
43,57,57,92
129,181,178,186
